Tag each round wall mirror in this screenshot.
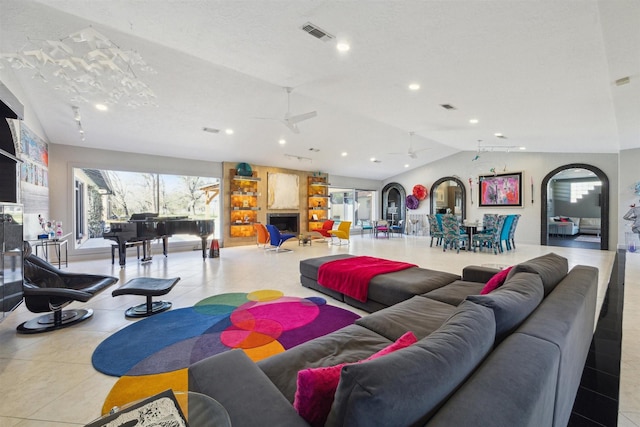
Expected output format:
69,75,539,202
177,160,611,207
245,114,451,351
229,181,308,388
429,177,466,221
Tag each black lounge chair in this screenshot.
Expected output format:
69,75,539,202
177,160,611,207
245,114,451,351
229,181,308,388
17,242,118,334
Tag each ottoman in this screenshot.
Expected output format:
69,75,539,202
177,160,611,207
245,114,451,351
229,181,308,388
112,277,181,318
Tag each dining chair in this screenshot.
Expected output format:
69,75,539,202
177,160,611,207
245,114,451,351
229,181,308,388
441,214,468,253
427,214,444,247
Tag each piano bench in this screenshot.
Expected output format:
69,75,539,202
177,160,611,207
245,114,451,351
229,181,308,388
111,241,144,265
112,277,181,318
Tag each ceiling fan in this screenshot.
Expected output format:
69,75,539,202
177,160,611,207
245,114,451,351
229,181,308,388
389,132,431,159
255,87,317,134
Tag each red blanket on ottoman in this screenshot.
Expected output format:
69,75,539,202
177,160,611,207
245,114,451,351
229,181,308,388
317,256,417,302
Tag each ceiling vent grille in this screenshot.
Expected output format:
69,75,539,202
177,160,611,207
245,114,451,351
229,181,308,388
440,104,456,110
301,22,335,41
202,127,220,134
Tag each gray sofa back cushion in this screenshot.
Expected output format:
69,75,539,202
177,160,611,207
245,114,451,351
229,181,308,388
467,272,544,343
505,252,568,296
326,300,495,427
427,333,559,427
516,265,598,427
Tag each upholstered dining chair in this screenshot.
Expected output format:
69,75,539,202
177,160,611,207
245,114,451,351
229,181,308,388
441,214,468,253
327,221,352,245
507,214,521,250
18,242,118,334
374,220,390,238
253,223,270,249
265,224,296,252
427,214,444,247
472,215,506,254
390,219,404,236
498,215,516,253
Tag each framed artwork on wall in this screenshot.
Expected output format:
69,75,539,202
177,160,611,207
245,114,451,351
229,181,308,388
479,172,523,207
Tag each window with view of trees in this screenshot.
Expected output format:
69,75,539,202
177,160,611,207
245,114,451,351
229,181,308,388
73,168,220,249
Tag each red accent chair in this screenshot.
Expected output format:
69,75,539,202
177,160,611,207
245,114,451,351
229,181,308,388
316,220,335,238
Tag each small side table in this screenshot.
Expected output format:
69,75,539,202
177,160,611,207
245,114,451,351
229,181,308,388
298,234,312,246
32,233,71,268
112,277,181,318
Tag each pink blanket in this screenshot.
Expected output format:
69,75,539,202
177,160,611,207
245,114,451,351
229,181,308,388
317,256,417,302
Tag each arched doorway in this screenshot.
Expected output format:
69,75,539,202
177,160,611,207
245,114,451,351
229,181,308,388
541,163,609,250
381,183,406,226
430,176,467,221
0,120,19,203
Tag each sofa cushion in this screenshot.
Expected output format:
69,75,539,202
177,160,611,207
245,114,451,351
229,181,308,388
293,331,417,427
300,254,355,280
188,350,309,427
422,280,485,306
366,267,460,306
326,300,496,427
427,333,559,427
467,272,544,343
505,252,568,296
480,266,513,294
257,324,393,402
355,296,457,341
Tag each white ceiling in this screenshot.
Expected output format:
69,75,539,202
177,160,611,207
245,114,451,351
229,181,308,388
1,0,638,180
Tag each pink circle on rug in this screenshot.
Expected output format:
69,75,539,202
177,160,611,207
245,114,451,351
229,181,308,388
221,297,321,349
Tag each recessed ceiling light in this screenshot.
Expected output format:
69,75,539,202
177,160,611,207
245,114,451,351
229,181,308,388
225,129,234,135
494,132,503,137
469,118,479,124
370,157,376,162
404,164,410,168
408,83,420,91
279,139,286,145
95,103,108,111
341,152,348,157
519,146,526,150
336,42,350,52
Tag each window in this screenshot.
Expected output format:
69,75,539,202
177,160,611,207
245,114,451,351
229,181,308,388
73,168,220,249
570,181,601,203
328,187,376,229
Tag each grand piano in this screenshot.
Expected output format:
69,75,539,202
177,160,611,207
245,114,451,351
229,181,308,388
103,213,215,266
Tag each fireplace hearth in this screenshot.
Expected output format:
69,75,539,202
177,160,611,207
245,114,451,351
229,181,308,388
267,213,299,234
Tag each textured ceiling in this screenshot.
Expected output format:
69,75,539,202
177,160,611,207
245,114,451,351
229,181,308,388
0,0,638,180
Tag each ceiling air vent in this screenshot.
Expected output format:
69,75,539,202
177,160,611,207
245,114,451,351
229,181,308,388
301,22,335,41
202,127,220,134
440,104,456,110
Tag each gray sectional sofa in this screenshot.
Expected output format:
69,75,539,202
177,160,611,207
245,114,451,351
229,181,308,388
188,253,598,427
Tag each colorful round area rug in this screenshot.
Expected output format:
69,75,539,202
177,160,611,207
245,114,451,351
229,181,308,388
93,290,360,413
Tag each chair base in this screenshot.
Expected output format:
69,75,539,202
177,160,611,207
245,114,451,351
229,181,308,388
17,309,93,334
125,300,172,318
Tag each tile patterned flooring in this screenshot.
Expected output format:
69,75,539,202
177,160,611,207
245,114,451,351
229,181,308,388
0,235,635,426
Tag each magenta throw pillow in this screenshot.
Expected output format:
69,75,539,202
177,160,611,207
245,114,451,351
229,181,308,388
480,266,513,295
293,331,418,426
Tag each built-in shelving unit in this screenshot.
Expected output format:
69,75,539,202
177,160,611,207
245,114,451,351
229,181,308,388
308,175,330,231
229,170,260,238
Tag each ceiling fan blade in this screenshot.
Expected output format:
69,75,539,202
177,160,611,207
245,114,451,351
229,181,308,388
287,111,317,124
282,120,301,134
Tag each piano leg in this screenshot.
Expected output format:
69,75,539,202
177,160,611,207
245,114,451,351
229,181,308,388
200,236,207,259
118,242,127,267
162,236,169,257
141,239,153,262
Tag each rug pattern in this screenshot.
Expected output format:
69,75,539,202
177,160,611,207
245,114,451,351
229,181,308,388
94,290,360,413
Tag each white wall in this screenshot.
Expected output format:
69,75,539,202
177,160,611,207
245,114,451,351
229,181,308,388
383,151,619,249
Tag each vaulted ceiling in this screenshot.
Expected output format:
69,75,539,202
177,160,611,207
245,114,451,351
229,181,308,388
1,0,638,180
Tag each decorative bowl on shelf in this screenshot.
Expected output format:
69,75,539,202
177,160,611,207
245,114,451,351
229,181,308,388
236,163,252,177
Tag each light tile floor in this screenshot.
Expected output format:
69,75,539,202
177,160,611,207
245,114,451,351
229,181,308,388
0,235,632,426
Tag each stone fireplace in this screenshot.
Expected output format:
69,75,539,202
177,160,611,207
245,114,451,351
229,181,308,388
267,213,299,234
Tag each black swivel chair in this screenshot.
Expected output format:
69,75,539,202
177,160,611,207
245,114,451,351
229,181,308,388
17,242,118,334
